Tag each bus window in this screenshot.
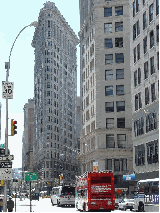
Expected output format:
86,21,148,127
151,182,159,194
91,177,111,184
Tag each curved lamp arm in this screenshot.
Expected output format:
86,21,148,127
8,21,38,70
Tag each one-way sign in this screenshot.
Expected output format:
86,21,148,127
0,161,12,168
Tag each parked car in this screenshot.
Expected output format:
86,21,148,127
118,199,135,211
115,198,123,209
31,193,39,201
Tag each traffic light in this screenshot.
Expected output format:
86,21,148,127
11,119,17,136
0,180,4,186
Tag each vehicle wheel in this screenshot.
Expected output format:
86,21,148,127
138,202,144,212
83,203,86,212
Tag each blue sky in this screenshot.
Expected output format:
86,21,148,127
0,0,80,168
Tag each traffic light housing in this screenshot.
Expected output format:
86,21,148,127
11,119,17,136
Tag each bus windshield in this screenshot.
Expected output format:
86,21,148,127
91,177,111,184
61,186,75,196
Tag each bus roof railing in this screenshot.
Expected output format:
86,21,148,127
138,178,159,183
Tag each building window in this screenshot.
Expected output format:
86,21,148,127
143,11,147,30
137,20,140,36
145,87,149,105
156,25,159,43
104,7,112,17
157,52,159,70
135,144,145,166
135,94,139,111
151,83,156,102
105,69,113,80
146,112,157,133
135,92,142,111
138,68,141,84
115,22,123,32
134,117,144,137
143,36,147,54
134,70,137,87
48,31,51,37
133,23,136,40
115,37,123,47
150,31,154,48
114,159,120,171
116,85,124,95
116,101,125,112
106,159,112,171
150,56,155,75
104,23,112,33
134,47,136,63
156,0,159,16
106,134,115,148
117,118,125,128
106,118,114,129
115,53,124,63
149,4,154,23
133,1,135,17
105,86,113,96
136,0,140,13
116,69,124,79
122,159,127,171
139,93,142,109
105,102,114,112
115,6,123,16
117,134,126,148
137,43,140,60
105,38,113,48
147,140,158,164
144,61,148,79
105,54,113,64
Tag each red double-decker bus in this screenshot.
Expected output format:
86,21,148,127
75,171,115,212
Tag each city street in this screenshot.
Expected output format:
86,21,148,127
12,197,132,212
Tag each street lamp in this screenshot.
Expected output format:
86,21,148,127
3,21,38,212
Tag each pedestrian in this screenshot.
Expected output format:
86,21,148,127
7,197,14,212
0,197,3,212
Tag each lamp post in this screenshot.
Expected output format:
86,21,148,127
3,21,38,212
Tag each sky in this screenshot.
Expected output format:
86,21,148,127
0,0,80,168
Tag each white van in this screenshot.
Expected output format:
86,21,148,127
51,187,60,205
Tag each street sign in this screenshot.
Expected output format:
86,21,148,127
123,174,135,181
0,155,14,161
0,144,4,148
0,168,12,180
25,172,37,181
2,81,14,99
0,161,12,168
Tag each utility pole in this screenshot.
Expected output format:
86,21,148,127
30,181,32,212
2,21,38,212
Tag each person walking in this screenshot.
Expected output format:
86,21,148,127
0,197,3,212
7,197,14,212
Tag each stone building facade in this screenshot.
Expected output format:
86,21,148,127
22,98,34,172
130,0,159,180
32,1,79,188
79,0,133,191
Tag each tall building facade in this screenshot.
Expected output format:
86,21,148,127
32,1,79,188
130,0,159,180
79,0,133,191
22,98,34,172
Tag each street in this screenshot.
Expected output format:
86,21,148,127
11,197,133,212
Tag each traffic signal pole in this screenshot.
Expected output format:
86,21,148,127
3,67,9,212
